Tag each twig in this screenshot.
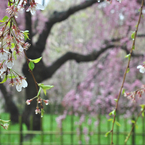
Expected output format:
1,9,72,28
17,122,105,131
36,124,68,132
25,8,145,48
110,0,144,144
124,109,144,145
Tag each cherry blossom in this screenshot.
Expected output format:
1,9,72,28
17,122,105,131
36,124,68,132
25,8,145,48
35,107,41,114
26,99,31,105
37,98,42,103
0,49,9,62
6,56,14,69
43,100,49,105
6,5,18,16
15,77,28,92
26,1,44,15
9,79,15,86
137,65,145,73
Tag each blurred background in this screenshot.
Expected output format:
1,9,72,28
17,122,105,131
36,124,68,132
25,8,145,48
0,0,145,144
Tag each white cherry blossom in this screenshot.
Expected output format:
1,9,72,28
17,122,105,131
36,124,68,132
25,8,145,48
6,57,14,69
0,49,9,62
137,65,145,73
16,77,28,92
26,2,44,15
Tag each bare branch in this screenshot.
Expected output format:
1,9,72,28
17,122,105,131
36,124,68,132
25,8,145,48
40,44,116,81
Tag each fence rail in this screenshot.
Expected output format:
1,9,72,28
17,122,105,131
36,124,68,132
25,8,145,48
0,110,145,145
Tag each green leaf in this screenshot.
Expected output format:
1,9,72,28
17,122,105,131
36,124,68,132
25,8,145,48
132,45,135,50
38,83,54,96
0,76,7,84
28,62,35,71
7,21,10,27
114,99,118,102
41,109,45,118
127,68,130,73
22,30,29,41
0,20,4,23
131,31,135,40
38,83,54,90
108,118,113,122
7,74,17,79
11,43,15,48
13,51,17,60
135,124,138,129
115,121,121,127
131,120,135,123
105,131,111,137
37,87,42,97
109,110,116,116
125,54,131,60
29,57,42,63
140,104,145,110
142,112,144,117
2,16,9,22
43,89,47,95
122,88,125,95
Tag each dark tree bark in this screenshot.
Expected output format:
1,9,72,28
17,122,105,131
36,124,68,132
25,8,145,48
0,82,19,123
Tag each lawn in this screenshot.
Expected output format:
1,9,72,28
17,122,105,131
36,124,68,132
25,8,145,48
0,113,145,145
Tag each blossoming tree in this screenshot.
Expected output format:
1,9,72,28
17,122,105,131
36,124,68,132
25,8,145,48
0,1,145,141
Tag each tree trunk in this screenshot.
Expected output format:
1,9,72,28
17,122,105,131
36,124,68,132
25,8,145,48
0,83,19,123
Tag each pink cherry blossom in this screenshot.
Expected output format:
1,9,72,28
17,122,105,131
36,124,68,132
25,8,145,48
26,99,31,105
43,100,49,105
35,107,41,114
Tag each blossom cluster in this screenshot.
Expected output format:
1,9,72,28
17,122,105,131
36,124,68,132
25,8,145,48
0,0,44,92
26,98,49,115
124,85,145,102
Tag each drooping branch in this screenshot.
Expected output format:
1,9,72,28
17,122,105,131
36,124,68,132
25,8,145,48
34,0,99,54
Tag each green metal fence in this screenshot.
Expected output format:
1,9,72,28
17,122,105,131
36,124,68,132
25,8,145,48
0,108,145,145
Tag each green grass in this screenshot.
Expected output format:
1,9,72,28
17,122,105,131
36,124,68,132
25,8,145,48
0,113,145,145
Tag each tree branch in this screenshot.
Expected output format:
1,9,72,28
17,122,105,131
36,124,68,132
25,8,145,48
34,0,99,55
34,44,143,82
39,44,116,81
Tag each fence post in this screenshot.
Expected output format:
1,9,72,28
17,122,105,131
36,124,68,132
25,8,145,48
71,107,74,145
78,115,82,145
142,117,145,145
19,115,23,145
98,114,101,145
29,115,33,145
60,119,63,145
116,115,120,145
40,116,43,145
132,116,135,145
